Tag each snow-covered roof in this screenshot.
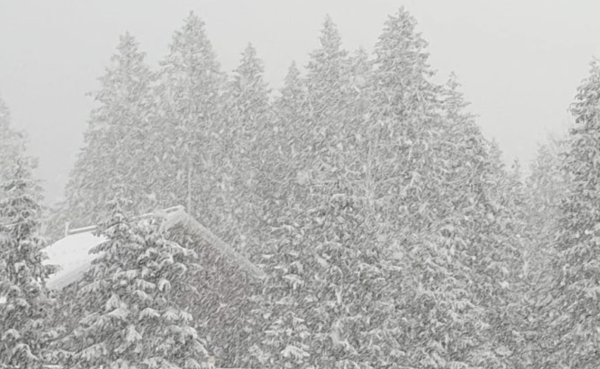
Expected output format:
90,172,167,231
38,206,264,292
43,231,106,290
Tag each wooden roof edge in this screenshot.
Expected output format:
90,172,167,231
65,205,184,236
60,205,265,281
165,207,266,281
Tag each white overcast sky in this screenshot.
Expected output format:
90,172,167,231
1,0,599,204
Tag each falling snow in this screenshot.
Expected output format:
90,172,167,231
0,5,598,369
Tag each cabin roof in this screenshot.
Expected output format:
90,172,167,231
43,231,106,290
3,206,264,296
47,206,264,291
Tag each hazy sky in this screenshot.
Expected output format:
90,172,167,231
1,0,599,204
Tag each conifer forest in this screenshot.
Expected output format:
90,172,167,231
3,6,600,369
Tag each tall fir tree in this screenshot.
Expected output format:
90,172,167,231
364,8,525,367
0,97,30,191
156,12,225,226
271,61,310,208
534,59,600,368
0,160,58,368
366,6,445,232
524,137,569,281
64,33,156,228
221,43,273,249
301,15,352,207
305,15,350,127
259,62,309,252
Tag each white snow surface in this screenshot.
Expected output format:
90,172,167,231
43,231,106,290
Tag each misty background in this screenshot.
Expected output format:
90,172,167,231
1,0,598,205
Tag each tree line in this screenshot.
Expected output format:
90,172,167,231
0,6,599,369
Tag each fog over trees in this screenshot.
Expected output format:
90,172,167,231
2,6,600,369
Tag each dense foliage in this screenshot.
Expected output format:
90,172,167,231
4,5,600,368
62,193,210,368
0,161,58,368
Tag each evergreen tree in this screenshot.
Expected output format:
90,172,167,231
276,62,306,131
301,15,352,206
156,12,224,224
366,7,445,232
522,138,570,369
524,135,569,281
437,75,527,369
64,33,156,228
64,193,210,368
305,15,350,125
0,97,30,189
0,160,58,368
258,62,309,252
270,62,309,209
367,10,525,365
536,59,600,368
221,43,273,248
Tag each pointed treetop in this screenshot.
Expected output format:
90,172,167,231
117,31,139,51
233,43,266,83
182,11,208,37
242,42,258,59
110,32,146,67
277,61,305,114
318,14,343,53
160,11,223,92
285,61,301,83
99,31,151,95
306,15,349,99
308,15,347,63
571,57,600,126
230,43,270,105
282,61,303,93
374,6,432,77
167,11,216,61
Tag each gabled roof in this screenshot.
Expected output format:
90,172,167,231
42,205,265,291
43,231,106,290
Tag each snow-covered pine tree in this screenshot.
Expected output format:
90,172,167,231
433,73,528,369
64,192,210,369
300,15,353,206
273,61,307,179
221,43,273,249
64,32,156,229
521,138,569,369
265,62,309,222
536,59,600,368
254,62,310,261
276,62,306,136
364,9,526,367
0,97,30,190
156,12,225,226
305,15,350,127
524,136,569,281
0,159,59,368
367,6,445,233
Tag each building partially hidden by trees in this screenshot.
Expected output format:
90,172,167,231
36,205,264,368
